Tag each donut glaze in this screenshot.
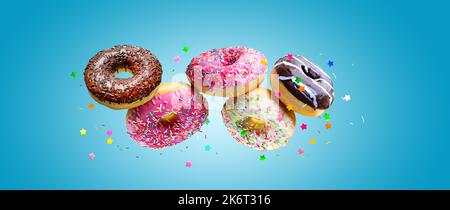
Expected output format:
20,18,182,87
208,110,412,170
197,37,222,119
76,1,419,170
84,45,162,109
221,88,296,151
186,46,267,97
272,55,334,109
126,83,208,149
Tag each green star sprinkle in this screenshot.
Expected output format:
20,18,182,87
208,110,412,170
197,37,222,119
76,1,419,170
70,71,77,78
323,113,330,121
204,118,210,125
182,45,189,52
240,130,248,137
259,155,266,161
295,77,302,84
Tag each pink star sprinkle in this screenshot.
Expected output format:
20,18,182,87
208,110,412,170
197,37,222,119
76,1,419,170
274,91,281,98
277,114,284,122
185,161,192,168
298,148,304,155
300,123,307,130
88,153,96,160
106,130,112,136
174,56,181,63
287,54,293,60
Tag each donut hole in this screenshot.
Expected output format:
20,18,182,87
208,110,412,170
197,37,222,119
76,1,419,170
301,65,320,79
114,66,134,79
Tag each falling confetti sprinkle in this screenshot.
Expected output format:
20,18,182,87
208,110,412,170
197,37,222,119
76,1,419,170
204,145,211,151
88,153,95,160
88,103,94,109
70,71,77,78
342,95,351,102
185,161,192,168
327,60,334,67
300,123,307,130
106,138,113,145
274,91,281,98
298,148,304,155
325,122,332,129
259,155,266,161
361,115,365,124
80,128,87,136
240,130,248,137
261,59,268,65
286,105,294,111
106,130,113,136
310,139,317,144
174,56,181,63
182,45,189,52
323,113,330,121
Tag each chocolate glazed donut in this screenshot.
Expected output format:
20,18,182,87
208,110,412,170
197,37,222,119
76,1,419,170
84,45,162,110
270,55,334,117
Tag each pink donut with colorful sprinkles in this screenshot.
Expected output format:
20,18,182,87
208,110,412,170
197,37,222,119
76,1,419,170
126,83,208,149
186,46,268,97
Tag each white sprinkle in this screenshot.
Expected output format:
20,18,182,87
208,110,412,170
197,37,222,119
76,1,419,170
361,115,365,124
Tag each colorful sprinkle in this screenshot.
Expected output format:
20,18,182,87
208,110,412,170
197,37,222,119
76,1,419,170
204,145,211,151
106,130,113,136
185,161,192,168
325,122,332,129
274,91,281,98
106,137,113,144
88,153,95,160
174,56,181,63
328,60,334,67
261,59,268,65
298,86,305,92
287,54,293,60
259,155,266,161
342,94,351,102
80,128,87,136
298,148,304,155
295,77,302,84
88,103,95,109
70,71,77,78
182,45,189,52
286,105,294,111
323,113,330,121
310,139,317,144
240,130,248,137
300,123,307,130
204,118,210,125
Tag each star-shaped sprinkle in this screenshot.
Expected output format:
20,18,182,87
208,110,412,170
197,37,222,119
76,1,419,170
185,161,192,167
88,103,94,109
80,128,87,136
286,105,294,111
300,123,307,130
88,153,95,160
298,86,305,92
106,138,113,145
277,114,284,122
310,139,317,144
342,94,351,102
240,130,248,137
106,130,112,136
287,54,293,60
204,145,211,151
182,45,189,52
261,59,268,65
327,60,334,67
298,148,304,155
70,71,77,78
323,113,330,121
295,77,302,84
174,56,181,63
259,155,266,161
325,122,332,129
274,91,281,98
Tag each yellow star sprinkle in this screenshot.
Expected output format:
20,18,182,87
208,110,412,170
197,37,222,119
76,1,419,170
80,128,87,136
106,137,113,144
261,59,268,65
286,105,294,111
310,138,317,144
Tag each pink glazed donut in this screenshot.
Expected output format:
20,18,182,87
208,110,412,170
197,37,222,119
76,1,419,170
126,83,208,149
186,46,267,97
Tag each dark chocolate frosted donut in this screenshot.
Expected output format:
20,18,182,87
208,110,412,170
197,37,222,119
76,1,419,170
84,45,162,110
270,55,334,116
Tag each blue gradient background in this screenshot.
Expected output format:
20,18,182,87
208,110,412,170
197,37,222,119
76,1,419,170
0,0,449,189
